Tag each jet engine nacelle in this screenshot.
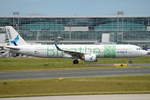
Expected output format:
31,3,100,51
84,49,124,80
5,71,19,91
84,54,97,62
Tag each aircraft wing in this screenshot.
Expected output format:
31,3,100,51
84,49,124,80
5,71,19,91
55,44,84,59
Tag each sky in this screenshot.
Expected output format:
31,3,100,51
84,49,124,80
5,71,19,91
0,0,150,16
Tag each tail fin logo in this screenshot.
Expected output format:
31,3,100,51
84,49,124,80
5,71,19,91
10,35,19,46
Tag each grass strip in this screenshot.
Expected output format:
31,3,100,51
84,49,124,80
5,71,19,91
0,56,150,72
0,75,150,97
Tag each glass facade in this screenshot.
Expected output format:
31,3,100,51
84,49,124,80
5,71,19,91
0,16,150,46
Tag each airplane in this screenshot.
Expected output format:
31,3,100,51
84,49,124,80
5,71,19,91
1,26,148,64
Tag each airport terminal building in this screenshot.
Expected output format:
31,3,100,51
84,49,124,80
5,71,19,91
0,16,150,46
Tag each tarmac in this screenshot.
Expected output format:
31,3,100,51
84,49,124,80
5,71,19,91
0,68,150,80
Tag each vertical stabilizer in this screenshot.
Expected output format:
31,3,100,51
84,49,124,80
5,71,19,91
5,26,27,46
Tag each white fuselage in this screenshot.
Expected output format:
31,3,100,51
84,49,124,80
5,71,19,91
4,26,148,63
11,44,147,58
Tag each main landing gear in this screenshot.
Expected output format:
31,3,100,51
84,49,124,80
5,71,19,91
73,59,79,64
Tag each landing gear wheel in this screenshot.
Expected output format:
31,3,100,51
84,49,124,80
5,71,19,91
73,59,79,64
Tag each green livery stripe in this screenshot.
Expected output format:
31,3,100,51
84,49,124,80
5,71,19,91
104,45,116,57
